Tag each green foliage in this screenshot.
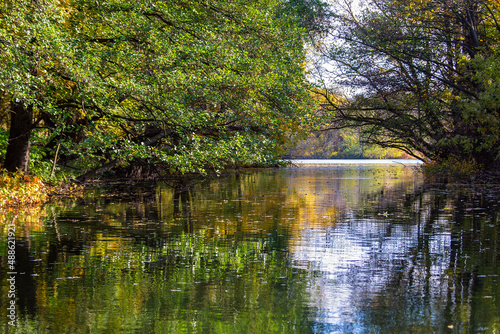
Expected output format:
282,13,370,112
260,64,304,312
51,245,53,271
29,143,52,176
316,0,500,170
279,0,331,37
461,53,500,160
0,0,320,178
0,128,7,161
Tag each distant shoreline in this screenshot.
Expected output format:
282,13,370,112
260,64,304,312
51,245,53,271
288,159,424,165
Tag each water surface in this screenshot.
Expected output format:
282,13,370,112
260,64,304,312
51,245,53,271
1,163,499,333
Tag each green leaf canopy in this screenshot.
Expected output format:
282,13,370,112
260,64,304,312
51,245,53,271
1,0,315,176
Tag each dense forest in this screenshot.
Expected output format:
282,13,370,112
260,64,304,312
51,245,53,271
1,0,500,184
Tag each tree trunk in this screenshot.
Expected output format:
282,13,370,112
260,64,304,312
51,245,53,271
4,101,33,173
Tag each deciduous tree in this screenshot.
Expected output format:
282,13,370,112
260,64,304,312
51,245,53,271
1,0,318,177
316,0,500,168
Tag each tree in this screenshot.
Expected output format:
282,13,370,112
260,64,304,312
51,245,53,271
0,0,70,172
4,101,32,172
315,0,500,168
1,0,317,177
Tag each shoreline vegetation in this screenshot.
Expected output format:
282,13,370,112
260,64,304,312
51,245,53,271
0,169,85,208
0,171,47,207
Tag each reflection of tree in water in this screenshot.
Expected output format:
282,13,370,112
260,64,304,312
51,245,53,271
278,164,498,331
339,188,500,333
0,172,317,333
171,178,193,233
2,168,499,333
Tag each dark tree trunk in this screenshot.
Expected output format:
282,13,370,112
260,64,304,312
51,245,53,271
4,101,33,173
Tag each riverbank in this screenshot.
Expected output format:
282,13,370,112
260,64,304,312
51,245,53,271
0,171,47,207
2,158,498,208
289,159,424,166
0,170,84,208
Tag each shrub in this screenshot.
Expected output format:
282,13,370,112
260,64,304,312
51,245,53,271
0,170,48,207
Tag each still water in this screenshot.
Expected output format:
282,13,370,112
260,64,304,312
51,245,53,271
1,163,499,333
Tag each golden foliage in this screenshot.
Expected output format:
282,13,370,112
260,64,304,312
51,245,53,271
0,170,48,207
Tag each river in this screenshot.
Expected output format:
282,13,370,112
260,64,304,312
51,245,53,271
1,161,499,333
